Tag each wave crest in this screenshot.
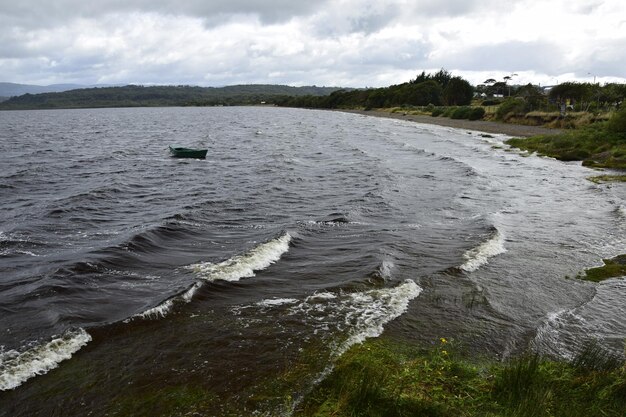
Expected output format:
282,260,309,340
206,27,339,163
188,233,292,282
460,229,506,272
133,234,292,321
0,328,91,391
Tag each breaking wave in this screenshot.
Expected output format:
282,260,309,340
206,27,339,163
531,309,587,360
280,279,422,414
0,328,91,391
460,229,506,272
532,280,626,359
275,279,423,356
334,279,422,355
132,281,202,320
133,233,292,320
188,233,292,282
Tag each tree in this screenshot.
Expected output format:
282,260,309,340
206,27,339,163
432,69,453,89
503,74,518,96
516,84,546,111
409,80,443,106
410,69,452,88
442,77,473,105
549,82,593,108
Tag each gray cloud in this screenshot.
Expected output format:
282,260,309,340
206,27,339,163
434,41,568,75
408,0,506,17
577,39,626,79
0,0,330,28
0,0,624,87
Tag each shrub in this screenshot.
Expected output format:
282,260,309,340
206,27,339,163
443,107,457,117
607,107,626,134
431,108,444,117
450,106,472,119
495,98,526,120
468,107,486,121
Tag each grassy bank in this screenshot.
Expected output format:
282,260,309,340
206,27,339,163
295,338,626,417
505,108,626,169
578,255,626,283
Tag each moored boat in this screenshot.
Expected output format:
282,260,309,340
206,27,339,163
169,146,208,159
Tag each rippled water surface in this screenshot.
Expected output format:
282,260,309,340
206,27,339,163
1,107,624,415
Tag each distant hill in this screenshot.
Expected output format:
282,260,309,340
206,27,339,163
0,84,346,110
0,82,96,97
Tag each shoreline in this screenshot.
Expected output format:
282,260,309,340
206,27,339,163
338,109,563,138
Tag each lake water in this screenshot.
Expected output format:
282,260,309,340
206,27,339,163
1,107,625,415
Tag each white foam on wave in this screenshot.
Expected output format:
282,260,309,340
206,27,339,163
0,328,91,391
285,280,422,355
134,281,202,320
532,280,626,360
306,292,337,301
135,234,292,321
335,279,422,355
284,279,422,413
460,230,506,272
378,259,394,280
188,233,292,282
256,298,299,307
532,309,587,360
137,299,175,319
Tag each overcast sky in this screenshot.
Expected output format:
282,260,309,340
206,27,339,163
1,0,625,87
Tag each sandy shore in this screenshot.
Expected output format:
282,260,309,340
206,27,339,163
339,109,563,138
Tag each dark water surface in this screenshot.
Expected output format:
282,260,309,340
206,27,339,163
1,107,624,415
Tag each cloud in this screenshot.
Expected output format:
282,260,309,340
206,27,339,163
0,0,329,29
0,0,624,86
434,41,567,74
580,39,626,79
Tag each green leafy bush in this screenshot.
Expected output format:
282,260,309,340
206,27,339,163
607,107,626,134
443,107,457,117
431,108,444,117
495,98,526,120
468,107,486,120
450,106,472,119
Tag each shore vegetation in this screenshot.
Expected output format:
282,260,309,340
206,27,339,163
294,337,626,417
505,108,626,169
578,255,626,282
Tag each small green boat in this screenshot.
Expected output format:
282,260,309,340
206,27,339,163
169,146,208,159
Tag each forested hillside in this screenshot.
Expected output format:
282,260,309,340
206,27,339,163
0,84,344,110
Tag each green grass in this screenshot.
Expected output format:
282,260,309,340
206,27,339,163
110,385,219,417
587,175,626,183
505,123,626,169
293,338,626,417
579,255,626,282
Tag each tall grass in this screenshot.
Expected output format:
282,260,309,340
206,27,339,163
492,354,553,417
506,122,626,168
294,338,626,417
571,340,623,373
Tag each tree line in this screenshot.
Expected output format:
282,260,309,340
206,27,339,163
0,84,343,110
1,73,624,114
274,69,474,109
